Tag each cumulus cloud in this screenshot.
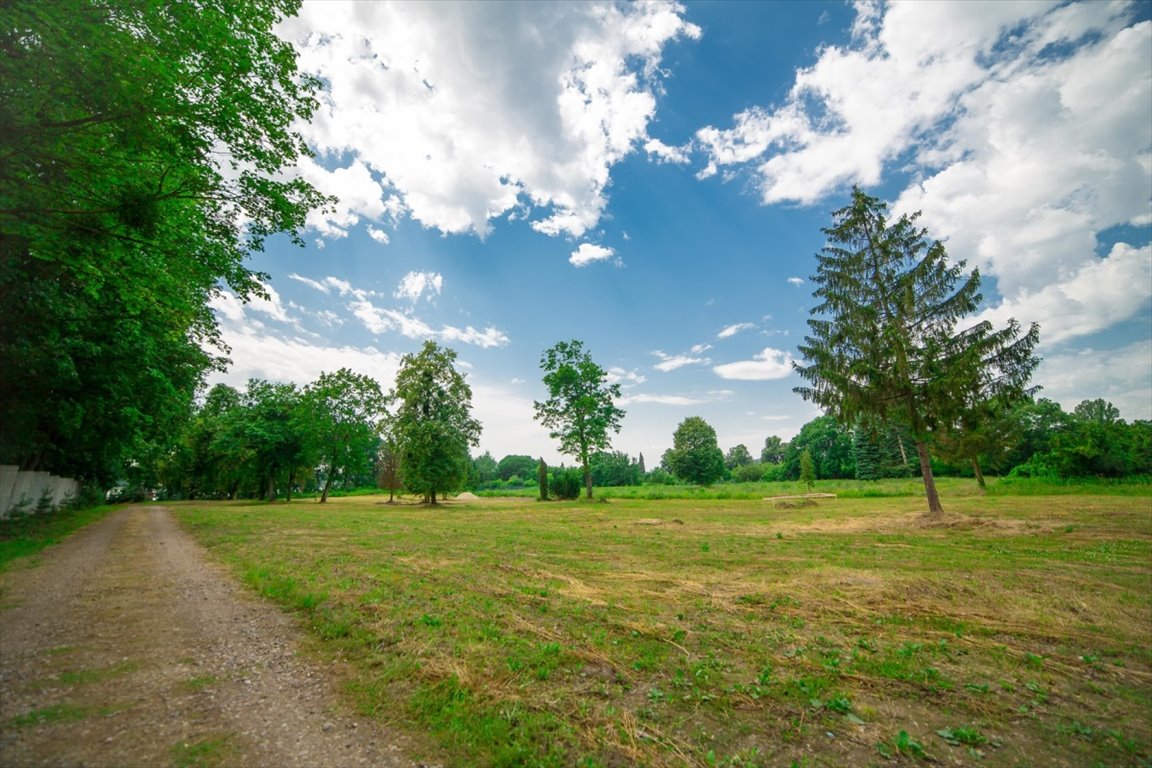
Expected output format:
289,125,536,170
971,243,1152,344
717,322,755,339
693,0,1150,352
644,138,691,164
1036,340,1152,421
349,296,508,348
787,277,805,286
394,271,444,303
713,347,796,381
278,1,700,239
569,243,619,267
652,349,710,372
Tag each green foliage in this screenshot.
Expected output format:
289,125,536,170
588,451,642,487
534,340,625,499
783,415,855,480
300,368,388,503
497,455,538,482
760,436,788,464
537,459,549,501
731,461,767,483
794,187,1040,514
0,0,328,483
549,468,583,500
799,449,816,492
391,342,481,504
663,416,727,487
724,443,754,469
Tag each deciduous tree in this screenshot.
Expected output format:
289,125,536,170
534,340,625,499
663,416,726,487
391,342,481,504
301,369,388,503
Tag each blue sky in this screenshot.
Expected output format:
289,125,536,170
208,0,1152,466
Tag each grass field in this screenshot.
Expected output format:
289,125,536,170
164,485,1149,766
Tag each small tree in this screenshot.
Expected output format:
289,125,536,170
799,448,816,492
537,458,549,501
391,342,481,504
534,340,625,499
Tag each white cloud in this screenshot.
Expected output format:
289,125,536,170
972,243,1152,344
607,367,647,386
717,322,755,339
296,156,389,239
349,297,508,348
367,226,391,245
208,291,246,323
288,273,330,293
279,1,700,239
693,1,1151,382
394,271,444,303
713,347,796,381
652,349,710,372
691,343,712,354
644,138,691,164
569,243,619,267
1036,340,1152,422
619,393,709,406
787,277,804,286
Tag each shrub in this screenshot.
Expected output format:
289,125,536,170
550,468,582,499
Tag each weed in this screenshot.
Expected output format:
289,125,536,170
5,704,89,728
877,729,928,760
171,735,237,768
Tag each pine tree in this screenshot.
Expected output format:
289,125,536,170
794,188,1039,516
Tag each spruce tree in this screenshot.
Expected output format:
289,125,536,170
794,188,1039,516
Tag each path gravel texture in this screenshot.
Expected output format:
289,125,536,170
0,505,425,767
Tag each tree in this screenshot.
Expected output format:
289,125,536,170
534,340,625,499
794,187,1040,516
470,452,499,488
799,448,816,492
784,415,855,480
496,454,538,482
376,442,403,503
663,416,727,487
391,342,481,504
0,0,328,484
760,436,787,464
301,369,388,503
537,458,549,501
589,451,641,487
725,444,754,469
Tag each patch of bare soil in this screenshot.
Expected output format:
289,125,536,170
0,506,428,768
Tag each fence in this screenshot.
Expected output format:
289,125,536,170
0,465,80,518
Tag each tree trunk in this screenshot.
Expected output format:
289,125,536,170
971,457,986,491
429,488,437,505
286,468,295,502
583,465,593,499
915,440,943,516
266,474,275,502
320,473,333,503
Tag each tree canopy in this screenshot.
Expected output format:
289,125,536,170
0,0,327,482
663,416,727,487
301,369,388,503
794,187,1039,515
391,342,481,504
534,340,625,499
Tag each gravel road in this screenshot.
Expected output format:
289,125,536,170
0,505,426,768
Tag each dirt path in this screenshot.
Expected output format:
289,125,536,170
0,506,424,768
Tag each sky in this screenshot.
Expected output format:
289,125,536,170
207,0,1152,466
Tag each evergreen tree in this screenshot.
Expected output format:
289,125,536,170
794,188,1039,516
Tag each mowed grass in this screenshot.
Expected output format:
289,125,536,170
173,489,1152,767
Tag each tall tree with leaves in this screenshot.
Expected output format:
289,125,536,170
0,0,328,483
794,188,1040,516
301,368,388,503
534,340,625,499
391,342,481,504
663,416,727,487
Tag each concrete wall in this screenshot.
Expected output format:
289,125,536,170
0,465,80,518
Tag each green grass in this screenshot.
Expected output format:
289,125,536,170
4,703,91,728
170,488,1150,766
171,735,237,768
0,504,118,572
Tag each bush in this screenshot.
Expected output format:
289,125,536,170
732,462,767,483
550,468,582,499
